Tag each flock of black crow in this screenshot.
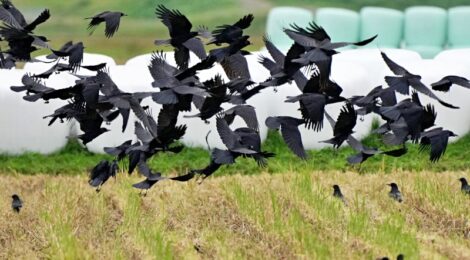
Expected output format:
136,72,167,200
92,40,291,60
2,3,468,194
2,1,470,258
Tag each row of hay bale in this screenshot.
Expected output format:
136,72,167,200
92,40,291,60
1,48,470,154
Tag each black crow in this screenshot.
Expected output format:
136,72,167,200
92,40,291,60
169,170,196,182
285,92,326,131
10,74,54,98
89,160,118,192
431,75,470,92
419,127,456,162
216,115,274,166
222,105,259,131
346,135,407,165
459,177,470,195
350,85,397,116
104,140,133,161
332,184,347,205
46,41,73,59
0,0,27,27
0,1,50,63
184,74,228,121
155,5,209,69
86,11,126,38
388,183,403,202
284,22,376,74
149,52,213,112
76,108,110,145
285,21,377,53
32,62,107,79
132,161,166,195
0,23,49,61
381,52,458,109
265,116,307,159
379,93,436,145
209,35,252,80
322,103,357,149
258,36,307,90
208,14,253,45
11,194,22,213
50,42,84,72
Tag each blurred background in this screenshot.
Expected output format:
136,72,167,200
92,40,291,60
13,0,470,63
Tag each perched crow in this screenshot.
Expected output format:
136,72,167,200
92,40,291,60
458,177,470,195
431,75,470,92
388,183,403,202
381,52,458,109
332,184,347,205
11,194,22,213
86,11,126,38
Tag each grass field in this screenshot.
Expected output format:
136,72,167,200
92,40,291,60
2,128,470,176
1,171,469,259
9,0,470,63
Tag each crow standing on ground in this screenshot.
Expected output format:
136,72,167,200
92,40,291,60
11,194,22,213
332,185,347,205
388,183,403,202
459,177,470,195
86,11,126,38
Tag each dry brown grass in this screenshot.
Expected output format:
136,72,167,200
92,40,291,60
0,171,469,259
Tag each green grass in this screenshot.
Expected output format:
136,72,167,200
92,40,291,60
9,0,470,63
1,125,470,176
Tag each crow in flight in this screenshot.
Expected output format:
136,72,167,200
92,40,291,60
86,11,127,38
